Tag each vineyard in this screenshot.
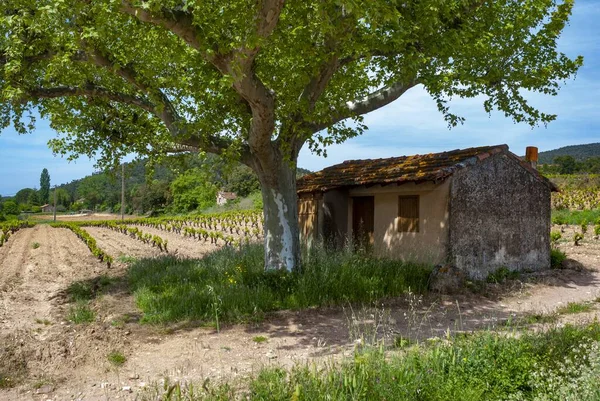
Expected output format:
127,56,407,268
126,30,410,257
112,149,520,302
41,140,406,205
552,189,600,210
0,220,35,247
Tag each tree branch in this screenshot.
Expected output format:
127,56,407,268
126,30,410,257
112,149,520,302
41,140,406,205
120,1,205,52
24,85,157,113
308,79,419,133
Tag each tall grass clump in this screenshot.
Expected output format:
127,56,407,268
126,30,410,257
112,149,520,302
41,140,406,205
140,323,600,401
128,244,431,324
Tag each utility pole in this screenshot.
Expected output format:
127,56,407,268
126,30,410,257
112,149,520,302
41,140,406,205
53,185,57,222
121,163,125,221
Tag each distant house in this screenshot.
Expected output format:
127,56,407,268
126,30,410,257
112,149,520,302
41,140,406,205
217,191,237,206
41,204,54,213
297,145,557,279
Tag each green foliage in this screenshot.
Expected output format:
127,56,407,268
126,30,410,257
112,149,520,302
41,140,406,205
1,200,18,216
556,302,593,315
107,351,127,367
67,301,95,324
139,323,600,401
222,165,260,198
170,169,218,213
39,168,50,204
14,188,39,206
128,244,432,324
595,225,600,236
581,220,588,234
552,209,600,225
550,231,562,246
253,336,268,344
574,232,584,246
550,248,567,269
486,266,520,284
31,242,40,249
554,155,579,175
0,220,35,247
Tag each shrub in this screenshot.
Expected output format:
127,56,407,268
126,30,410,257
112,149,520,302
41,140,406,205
128,244,432,324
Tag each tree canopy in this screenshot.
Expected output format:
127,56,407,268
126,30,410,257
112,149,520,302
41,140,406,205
0,0,582,270
39,168,50,204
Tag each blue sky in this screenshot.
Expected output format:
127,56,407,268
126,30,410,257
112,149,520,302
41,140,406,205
1,0,599,196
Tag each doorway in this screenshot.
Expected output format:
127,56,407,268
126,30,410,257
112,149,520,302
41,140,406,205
352,196,374,250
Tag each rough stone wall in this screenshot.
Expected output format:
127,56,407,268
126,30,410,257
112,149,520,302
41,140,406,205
449,153,551,279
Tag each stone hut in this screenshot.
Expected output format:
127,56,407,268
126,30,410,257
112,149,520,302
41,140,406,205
297,145,557,279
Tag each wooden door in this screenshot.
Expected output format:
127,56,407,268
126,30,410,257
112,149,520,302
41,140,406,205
352,196,374,249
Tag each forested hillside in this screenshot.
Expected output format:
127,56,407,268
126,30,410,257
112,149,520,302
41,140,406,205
0,154,311,219
538,143,600,164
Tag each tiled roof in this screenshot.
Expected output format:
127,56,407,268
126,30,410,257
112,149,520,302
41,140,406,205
297,145,558,193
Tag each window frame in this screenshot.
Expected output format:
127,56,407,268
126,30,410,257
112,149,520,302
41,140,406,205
397,195,420,233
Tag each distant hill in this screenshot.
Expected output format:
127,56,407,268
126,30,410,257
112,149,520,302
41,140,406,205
538,143,600,164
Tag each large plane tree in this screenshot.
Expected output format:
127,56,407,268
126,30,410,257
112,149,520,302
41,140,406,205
0,0,581,270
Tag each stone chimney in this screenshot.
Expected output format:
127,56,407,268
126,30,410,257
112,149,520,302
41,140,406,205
525,146,538,169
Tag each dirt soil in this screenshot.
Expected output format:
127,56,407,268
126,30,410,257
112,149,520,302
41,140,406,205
1,224,600,400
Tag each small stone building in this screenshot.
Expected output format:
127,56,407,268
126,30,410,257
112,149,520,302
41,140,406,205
217,191,237,206
41,204,54,213
297,145,557,279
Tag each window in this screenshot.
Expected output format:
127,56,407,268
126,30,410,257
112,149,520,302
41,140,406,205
398,195,419,232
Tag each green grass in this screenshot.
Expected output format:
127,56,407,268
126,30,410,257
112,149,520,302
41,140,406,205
486,266,520,284
107,351,127,367
139,323,600,401
253,336,268,343
128,244,432,324
66,275,116,302
524,313,559,325
552,209,600,226
34,318,52,326
556,301,594,315
550,248,567,269
67,301,95,324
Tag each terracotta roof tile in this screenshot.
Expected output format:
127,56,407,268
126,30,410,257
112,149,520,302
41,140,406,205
297,145,558,193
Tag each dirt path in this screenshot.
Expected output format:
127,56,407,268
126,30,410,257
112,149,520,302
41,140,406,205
126,224,223,258
0,225,107,333
83,226,163,260
2,224,600,400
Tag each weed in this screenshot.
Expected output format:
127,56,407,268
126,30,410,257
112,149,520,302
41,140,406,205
31,242,40,249
557,302,593,315
110,317,126,328
117,255,138,264
252,336,268,344
136,323,600,401
67,301,95,324
66,275,115,302
107,351,127,367
128,244,432,324
34,318,52,325
393,335,414,349
486,266,520,284
524,313,559,325
550,248,567,269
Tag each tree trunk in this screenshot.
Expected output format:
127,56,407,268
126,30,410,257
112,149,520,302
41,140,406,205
255,155,300,272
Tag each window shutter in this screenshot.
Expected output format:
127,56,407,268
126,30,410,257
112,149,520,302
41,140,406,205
398,196,419,232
